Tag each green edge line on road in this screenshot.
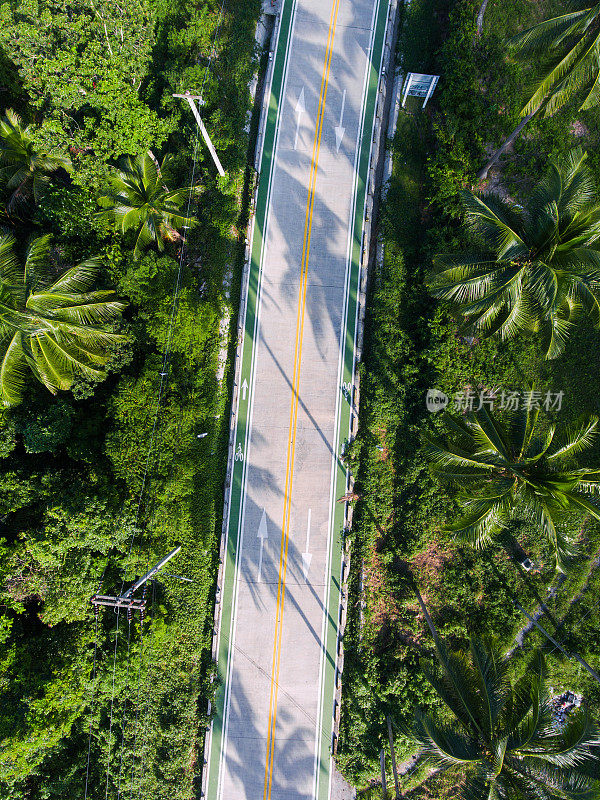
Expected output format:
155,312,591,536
205,1,296,797
316,0,391,797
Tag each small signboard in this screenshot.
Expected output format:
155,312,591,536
401,73,439,108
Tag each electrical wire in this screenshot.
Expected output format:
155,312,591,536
82,428,155,799
199,0,227,103
539,601,599,660
104,608,122,800
121,4,229,785
131,581,158,800
116,617,133,799
89,2,229,795
120,0,228,594
83,609,101,800
120,0,228,572
126,592,148,800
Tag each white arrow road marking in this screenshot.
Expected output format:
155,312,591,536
241,378,248,401
293,87,306,151
301,508,312,580
257,508,268,582
334,89,346,153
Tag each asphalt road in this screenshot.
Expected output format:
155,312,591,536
204,1,389,798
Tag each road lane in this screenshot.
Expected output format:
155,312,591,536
205,1,389,797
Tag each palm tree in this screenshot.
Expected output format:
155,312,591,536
0,233,126,407
424,403,600,572
429,149,600,359
97,152,197,259
405,638,600,800
516,2,600,118
0,109,71,214
478,3,600,179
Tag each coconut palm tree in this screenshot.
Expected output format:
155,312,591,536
97,152,197,259
0,233,126,407
0,109,71,214
424,403,600,572
429,149,600,359
405,638,600,800
478,3,600,179
516,2,600,119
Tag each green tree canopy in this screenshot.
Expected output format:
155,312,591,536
513,2,600,118
429,149,600,358
405,638,600,800
97,152,197,259
0,109,70,214
0,232,125,406
424,403,600,571
0,0,173,168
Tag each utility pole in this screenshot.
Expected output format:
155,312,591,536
91,545,182,620
173,92,226,177
380,749,387,799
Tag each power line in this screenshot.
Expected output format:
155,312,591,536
104,609,122,800
199,0,227,103
120,2,230,780
533,600,600,663
83,609,101,800
119,0,228,598
89,2,229,795
79,429,157,800
126,587,148,800
116,617,134,799
132,581,158,800
125,0,228,559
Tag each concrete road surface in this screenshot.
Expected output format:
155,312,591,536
204,0,389,798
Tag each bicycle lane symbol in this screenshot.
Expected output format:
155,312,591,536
234,443,244,462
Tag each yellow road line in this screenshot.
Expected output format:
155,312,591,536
262,1,342,798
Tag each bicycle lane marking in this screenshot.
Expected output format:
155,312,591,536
205,2,299,798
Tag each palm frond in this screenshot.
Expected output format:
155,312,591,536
412,710,482,768
47,258,103,293
510,10,590,53
546,415,598,461
447,497,512,548
0,334,28,407
460,191,526,253
469,638,510,738
423,434,498,474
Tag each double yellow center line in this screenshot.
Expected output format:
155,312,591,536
262,1,341,798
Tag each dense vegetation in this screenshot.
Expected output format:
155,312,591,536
406,639,600,798
0,0,260,798
4,0,600,797
338,0,600,796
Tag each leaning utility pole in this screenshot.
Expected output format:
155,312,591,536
173,91,226,177
91,545,182,621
